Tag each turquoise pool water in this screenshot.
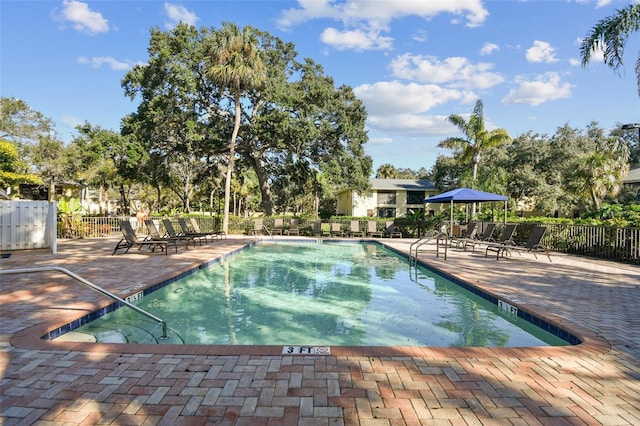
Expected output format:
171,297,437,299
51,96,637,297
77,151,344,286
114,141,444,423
61,242,569,347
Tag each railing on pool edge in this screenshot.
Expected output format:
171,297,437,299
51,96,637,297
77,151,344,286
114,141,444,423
409,230,448,264
0,266,169,339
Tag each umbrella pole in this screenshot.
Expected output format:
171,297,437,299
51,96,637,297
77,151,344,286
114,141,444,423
450,200,453,235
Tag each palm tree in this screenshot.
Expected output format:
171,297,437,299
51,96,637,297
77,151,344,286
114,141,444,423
206,22,266,233
570,140,629,211
376,163,398,178
580,4,640,97
439,100,511,184
438,100,511,216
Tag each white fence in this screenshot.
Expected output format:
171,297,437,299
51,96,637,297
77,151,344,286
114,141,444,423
0,201,57,253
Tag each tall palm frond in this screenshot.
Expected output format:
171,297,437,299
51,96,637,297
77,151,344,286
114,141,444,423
580,4,640,96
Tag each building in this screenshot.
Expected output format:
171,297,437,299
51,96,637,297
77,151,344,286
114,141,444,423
336,178,436,218
623,167,640,201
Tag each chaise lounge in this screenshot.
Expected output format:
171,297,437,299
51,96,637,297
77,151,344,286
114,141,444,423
486,226,550,261
112,220,176,255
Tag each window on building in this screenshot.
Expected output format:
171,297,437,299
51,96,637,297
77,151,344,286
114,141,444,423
406,190,425,204
377,207,396,218
377,191,396,205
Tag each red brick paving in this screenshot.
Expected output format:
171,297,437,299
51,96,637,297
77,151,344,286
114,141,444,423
1,235,639,424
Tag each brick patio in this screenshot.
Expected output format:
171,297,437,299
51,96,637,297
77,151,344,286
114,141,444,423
1,235,639,425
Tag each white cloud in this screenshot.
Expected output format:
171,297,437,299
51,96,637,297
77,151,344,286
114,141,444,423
367,113,454,137
368,137,393,146
526,40,558,63
164,3,199,29
77,56,132,71
280,0,489,28
502,72,574,106
576,37,605,63
320,27,393,51
389,54,505,90
480,42,499,56
60,115,83,129
354,80,469,115
575,0,613,7
569,58,581,66
412,29,428,43
54,0,109,34
353,80,477,136
277,0,489,51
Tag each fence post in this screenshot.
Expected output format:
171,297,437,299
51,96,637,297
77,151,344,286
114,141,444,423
47,202,57,254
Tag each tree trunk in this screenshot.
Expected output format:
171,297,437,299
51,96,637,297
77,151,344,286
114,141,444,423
223,92,242,234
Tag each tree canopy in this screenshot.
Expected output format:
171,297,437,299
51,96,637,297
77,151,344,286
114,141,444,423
122,23,372,217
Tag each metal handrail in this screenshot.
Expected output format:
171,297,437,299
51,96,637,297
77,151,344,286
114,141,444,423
409,230,439,263
0,266,168,339
409,231,448,263
261,225,275,241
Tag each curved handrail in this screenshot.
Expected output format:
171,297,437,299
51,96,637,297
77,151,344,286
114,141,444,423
0,266,168,339
409,230,448,263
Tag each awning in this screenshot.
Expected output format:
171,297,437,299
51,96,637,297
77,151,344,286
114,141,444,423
424,188,509,229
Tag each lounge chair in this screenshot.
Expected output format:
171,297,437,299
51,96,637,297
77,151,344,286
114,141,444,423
489,223,518,244
189,217,226,240
112,221,176,255
145,219,192,250
486,226,550,261
320,222,331,237
249,218,265,235
177,217,212,244
286,219,300,236
349,220,363,237
272,218,284,235
367,221,383,237
330,222,344,237
384,221,402,238
162,219,201,247
460,223,496,252
448,222,478,248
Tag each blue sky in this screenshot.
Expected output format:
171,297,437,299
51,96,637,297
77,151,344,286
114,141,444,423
2,0,639,173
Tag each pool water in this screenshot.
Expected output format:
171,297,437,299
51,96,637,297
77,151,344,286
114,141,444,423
62,242,569,347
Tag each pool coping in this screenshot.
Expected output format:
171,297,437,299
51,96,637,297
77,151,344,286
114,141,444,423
9,238,611,358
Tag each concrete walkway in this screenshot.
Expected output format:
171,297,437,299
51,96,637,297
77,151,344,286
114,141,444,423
1,235,639,425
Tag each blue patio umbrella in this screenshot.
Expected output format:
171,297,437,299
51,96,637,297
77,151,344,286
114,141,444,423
424,188,508,230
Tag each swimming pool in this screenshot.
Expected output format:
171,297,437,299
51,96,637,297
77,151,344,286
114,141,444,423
55,241,571,347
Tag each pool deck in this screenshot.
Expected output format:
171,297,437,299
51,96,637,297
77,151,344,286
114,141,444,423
1,235,639,425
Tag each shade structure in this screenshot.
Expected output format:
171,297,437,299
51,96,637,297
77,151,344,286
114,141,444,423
424,188,509,231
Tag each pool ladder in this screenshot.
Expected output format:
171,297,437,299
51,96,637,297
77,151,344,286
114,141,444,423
409,231,449,264
0,266,168,339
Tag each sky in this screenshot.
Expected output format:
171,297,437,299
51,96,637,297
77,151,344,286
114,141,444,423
2,0,639,174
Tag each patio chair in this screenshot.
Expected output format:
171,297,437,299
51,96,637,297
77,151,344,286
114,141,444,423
488,223,518,244
320,222,331,237
384,221,402,238
162,219,201,247
330,222,344,237
177,217,212,244
460,223,496,252
112,221,176,255
366,221,383,237
486,226,550,261
249,218,265,235
272,218,284,235
286,219,300,236
349,220,363,237
448,222,478,248
190,217,226,239
145,219,192,250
